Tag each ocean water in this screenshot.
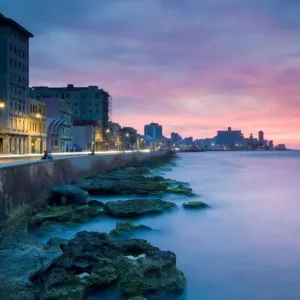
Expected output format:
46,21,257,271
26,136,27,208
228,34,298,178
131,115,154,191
37,151,300,299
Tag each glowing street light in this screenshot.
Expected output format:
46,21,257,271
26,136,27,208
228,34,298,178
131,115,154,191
0,102,5,109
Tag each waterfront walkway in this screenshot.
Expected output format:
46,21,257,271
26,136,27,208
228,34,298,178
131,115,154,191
0,150,150,168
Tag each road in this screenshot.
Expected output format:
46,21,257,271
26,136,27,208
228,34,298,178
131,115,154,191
0,150,151,168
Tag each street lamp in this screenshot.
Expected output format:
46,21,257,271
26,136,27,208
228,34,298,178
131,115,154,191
0,102,5,109
36,113,42,153
106,129,110,151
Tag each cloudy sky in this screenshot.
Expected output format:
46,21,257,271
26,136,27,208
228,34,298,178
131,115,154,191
1,0,300,147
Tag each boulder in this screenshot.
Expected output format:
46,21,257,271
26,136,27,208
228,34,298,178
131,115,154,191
52,184,90,205
103,199,177,218
32,231,185,299
110,221,153,238
183,201,210,209
167,185,195,196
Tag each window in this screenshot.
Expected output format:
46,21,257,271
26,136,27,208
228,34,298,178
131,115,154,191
14,46,16,54
10,58,12,66
10,44,12,51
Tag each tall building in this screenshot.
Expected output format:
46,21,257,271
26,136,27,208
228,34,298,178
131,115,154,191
29,85,110,127
216,127,243,147
171,132,182,143
144,122,163,140
258,130,264,143
0,13,33,153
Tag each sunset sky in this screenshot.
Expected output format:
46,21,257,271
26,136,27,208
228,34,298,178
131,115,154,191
2,0,300,148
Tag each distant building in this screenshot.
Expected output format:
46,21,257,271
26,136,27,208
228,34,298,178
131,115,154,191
29,84,110,128
144,123,163,140
171,132,182,143
216,127,243,148
258,130,264,144
0,13,33,153
42,97,72,152
181,137,193,146
268,140,274,149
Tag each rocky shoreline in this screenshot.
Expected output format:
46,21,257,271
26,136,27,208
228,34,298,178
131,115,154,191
0,161,209,299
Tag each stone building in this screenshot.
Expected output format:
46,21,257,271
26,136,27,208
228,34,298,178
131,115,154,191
0,13,33,153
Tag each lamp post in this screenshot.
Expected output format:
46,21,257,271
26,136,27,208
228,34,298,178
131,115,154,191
106,128,110,151
36,113,42,153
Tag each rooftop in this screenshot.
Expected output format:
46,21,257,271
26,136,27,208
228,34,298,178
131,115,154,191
30,85,110,96
0,13,34,38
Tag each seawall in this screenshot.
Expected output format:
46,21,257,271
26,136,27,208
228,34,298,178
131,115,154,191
0,151,171,237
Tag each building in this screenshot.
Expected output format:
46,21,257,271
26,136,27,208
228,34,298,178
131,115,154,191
268,140,274,149
42,97,72,152
29,84,110,128
258,130,264,144
144,123,163,140
107,121,122,150
0,13,33,153
170,132,182,143
28,98,46,153
216,127,244,148
71,120,103,151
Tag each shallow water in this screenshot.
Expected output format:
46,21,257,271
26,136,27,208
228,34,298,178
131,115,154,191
36,151,300,299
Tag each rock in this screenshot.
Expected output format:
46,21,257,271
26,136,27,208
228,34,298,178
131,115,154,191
52,184,90,205
167,185,195,196
46,237,68,248
88,199,104,207
0,228,62,300
110,221,153,238
74,167,194,197
128,297,148,300
183,201,210,209
31,231,185,299
29,205,103,227
103,199,177,218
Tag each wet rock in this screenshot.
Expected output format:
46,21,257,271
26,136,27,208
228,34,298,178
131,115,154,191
0,228,62,300
88,199,104,207
52,184,90,205
110,221,153,238
183,201,210,209
32,231,185,299
46,237,69,248
74,167,193,197
167,185,195,196
28,205,103,227
103,199,177,218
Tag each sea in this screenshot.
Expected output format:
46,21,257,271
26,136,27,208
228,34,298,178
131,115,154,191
36,151,300,300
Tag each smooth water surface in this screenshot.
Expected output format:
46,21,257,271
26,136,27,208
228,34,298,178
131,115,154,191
37,151,300,299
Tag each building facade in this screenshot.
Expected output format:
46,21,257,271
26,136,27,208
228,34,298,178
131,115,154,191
0,13,33,153
144,123,163,140
29,84,110,127
41,97,72,152
28,98,46,153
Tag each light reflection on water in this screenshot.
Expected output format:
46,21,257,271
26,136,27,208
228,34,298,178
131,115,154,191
36,151,300,300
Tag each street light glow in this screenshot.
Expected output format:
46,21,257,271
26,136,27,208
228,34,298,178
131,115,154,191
36,113,41,118
0,102,5,109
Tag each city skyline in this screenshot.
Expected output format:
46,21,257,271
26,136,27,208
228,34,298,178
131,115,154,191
1,1,300,148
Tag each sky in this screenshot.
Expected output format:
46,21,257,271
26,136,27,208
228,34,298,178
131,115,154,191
1,0,300,148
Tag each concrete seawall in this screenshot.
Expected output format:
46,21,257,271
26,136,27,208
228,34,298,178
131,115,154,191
0,151,171,237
